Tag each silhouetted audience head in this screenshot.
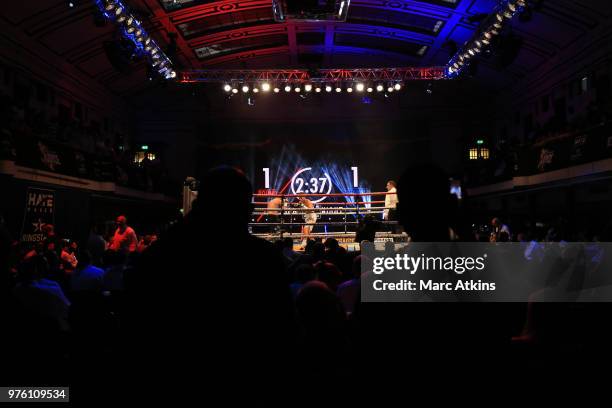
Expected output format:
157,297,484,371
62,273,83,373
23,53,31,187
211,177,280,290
191,166,253,230
398,164,454,241
295,263,315,284
324,238,340,251
315,261,343,292
295,281,345,336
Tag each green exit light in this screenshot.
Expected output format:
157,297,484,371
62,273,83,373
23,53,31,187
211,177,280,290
476,139,484,145
141,145,149,150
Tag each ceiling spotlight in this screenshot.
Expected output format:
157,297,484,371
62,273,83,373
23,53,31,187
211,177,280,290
315,87,321,93
394,83,401,91
117,15,126,23
262,83,271,92
232,88,238,94
325,85,332,92
356,83,364,92
508,3,517,12
367,87,373,93
304,84,312,92
376,84,384,92
294,87,301,92
284,85,291,92
496,13,504,22
253,88,259,93
105,3,115,11
274,87,280,93
335,87,342,93
387,86,394,93
126,17,133,26
115,7,123,15
224,84,231,92
167,70,177,79
468,49,475,56
242,85,249,93
347,87,353,93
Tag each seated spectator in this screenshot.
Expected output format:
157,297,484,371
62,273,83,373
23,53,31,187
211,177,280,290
295,281,347,364
12,255,70,331
290,263,315,299
71,250,104,292
337,255,365,315
60,240,78,274
282,237,299,261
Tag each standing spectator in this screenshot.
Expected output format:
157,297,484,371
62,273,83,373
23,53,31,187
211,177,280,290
87,223,107,266
109,215,137,253
491,217,511,242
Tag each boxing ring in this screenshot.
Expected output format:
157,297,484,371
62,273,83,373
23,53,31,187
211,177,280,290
250,191,407,248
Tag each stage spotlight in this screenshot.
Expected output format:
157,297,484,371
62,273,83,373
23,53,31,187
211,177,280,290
356,83,364,92
232,88,238,94
376,84,384,92
273,87,280,93
115,7,123,15
387,86,394,93
347,87,353,93
105,2,115,11
284,85,291,92
367,87,373,92
262,83,271,92
325,85,332,92
294,87,301,92
394,83,401,91
304,84,312,92
253,87,259,93
315,86,321,93
223,84,231,92
242,85,249,93
335,87,342,92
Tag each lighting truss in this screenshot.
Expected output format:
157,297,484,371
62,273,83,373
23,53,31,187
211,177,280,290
446,0,526,77
178,67,446,84
95,0,176,79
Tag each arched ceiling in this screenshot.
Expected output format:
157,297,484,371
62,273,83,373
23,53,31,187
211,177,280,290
2,0,611,95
